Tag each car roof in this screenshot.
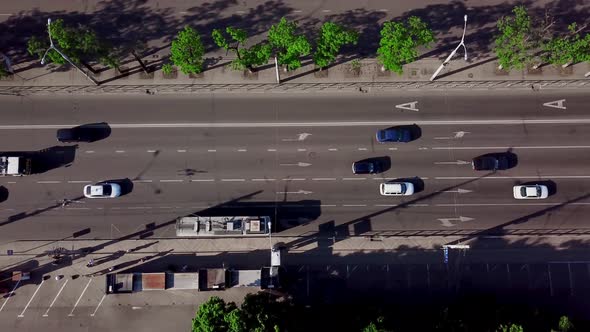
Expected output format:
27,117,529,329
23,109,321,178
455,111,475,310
89,185,104,195
382,183,403,192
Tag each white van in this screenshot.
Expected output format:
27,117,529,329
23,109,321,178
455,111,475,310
380,182,414,196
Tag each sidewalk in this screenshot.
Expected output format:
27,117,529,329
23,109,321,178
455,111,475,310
1,55,589,95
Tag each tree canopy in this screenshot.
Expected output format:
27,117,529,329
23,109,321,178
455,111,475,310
170,26,205,74
268,17,311,71
313,22,358,69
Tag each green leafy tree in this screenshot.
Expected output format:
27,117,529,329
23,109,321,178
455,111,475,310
170,26,205,75
497,323,524,332
362,317,390,332
494,6,537,70
313,22,358,69
240,293,282,332
543,23,590,66
192,296,238,332
268,17,311,71
377,16,435,75
212,27,271,71
26,19,116,68
551,315,574,332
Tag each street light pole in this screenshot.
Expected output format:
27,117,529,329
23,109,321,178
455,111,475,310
430,15,468,81
41,18,99,86
268,221,272,249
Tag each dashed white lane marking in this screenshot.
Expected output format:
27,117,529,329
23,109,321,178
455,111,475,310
38,181,61,184
283,178,306,181
297,148,307,152
374,204,398,207
238,149,247,152
436,175,590,180
408,204,429,207
160,179,183,183
221,179,246,182
293,9,302,13
191,179,215,182
18,279,45,317
320,204,337,207
207,149,216,152
7,181,16,184
69,278,92,317
378,8,388,12
321,9,331,12
236,10,246,13
90,294,107,317
43,279,69,317
252,178,276,181
177,149,187,153
343,204,366,207
0,279,20,312
388,147,398,151
65,207,90,210
147,150,157,153
159,206,173,209
358,148,368,151
433,145,590,150
134,179,153,183
85,150,95,154
312,178,336,181
343,177,366,181
436,202,590,207
128,206,152,209
68,180,92,183
267,149,277,152
115,150,125,153
328,148,338,151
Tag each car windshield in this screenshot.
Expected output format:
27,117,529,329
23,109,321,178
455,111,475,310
520,187,528,197
102,185,112,195
400,184,406,192
85,186,91,195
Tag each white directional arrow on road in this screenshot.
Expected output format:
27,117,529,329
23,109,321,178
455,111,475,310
437,216,475,227
395,101,419,112
279,162,312,167
442,188,473,194
434,160,471,165
276,190,313,195
542,99,566,110
434,131,470,140
282,133,312,141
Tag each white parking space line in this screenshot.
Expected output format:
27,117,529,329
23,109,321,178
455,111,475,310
90,294,106,317
0,279,20,312
191,179,215,182
43,279,69,317
312,178,336,181
69,278,92,317
160,179,184,183
18,279,44,317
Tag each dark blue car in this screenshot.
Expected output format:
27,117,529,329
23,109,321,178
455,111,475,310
376,128,412,143
352,160,383,174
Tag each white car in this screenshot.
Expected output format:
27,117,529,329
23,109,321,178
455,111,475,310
380,182,414,196
513,184,548,199
84,183,121,198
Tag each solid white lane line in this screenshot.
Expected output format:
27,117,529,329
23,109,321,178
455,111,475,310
208,149,216,152
433,146,590,150
312,178,336,181
38,181,61,184
18,279,44,317
43,279,69,317
252,178,276,181
0,279,20,312
134,179,153,183
10,119,590,130
436,175,590,180
68,180,92,183
160,179,184,183
342,178,366,180
221,179,246,182
90,294,107,317
191,179,215,182
69,278,92,317
177,149,187,152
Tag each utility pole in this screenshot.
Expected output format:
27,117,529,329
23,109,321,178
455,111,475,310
40,18,99,86
274,56,280,83
430,15,468,81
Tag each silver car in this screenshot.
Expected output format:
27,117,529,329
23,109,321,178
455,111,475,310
513,185,548,199
84,183,122,198
380,182,414,196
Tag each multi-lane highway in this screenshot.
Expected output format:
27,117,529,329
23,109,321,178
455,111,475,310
0,90,588,242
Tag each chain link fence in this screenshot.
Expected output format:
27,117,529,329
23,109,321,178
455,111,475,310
0,79,588,96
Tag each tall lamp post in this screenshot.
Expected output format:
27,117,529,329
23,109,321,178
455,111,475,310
40,18,99,86
430,15,468,81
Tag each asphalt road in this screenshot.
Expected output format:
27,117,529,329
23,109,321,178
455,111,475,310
0,90,588,241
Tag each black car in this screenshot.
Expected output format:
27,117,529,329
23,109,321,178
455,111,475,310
56,123,111,143
472,153,512,171
352,160,383,174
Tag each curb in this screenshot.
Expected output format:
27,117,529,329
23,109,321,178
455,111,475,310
0,79,589,96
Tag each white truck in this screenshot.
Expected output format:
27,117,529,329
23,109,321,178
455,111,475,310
0,156,32,176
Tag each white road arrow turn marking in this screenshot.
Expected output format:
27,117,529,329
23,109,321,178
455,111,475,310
442,188,473,194
437,216,475,227
395,101,419,112
279,162,312,167
282,133,313,141
276,190,313,195
542,99,566,110
434,160,471,165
